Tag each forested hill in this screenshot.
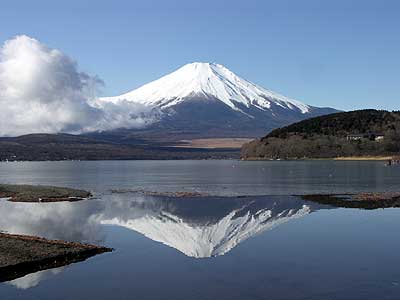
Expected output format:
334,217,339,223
265,110,400,139
241,110,400,160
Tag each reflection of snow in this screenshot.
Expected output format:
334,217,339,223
7,267,64,289
102,203,311,258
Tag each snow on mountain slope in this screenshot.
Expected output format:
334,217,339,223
101,201,312,258
101,62,311,115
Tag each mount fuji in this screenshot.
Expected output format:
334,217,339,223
98,62,337,140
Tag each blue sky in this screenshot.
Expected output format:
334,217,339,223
1,0,399,111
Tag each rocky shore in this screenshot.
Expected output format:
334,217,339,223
301,192,400,209
0,233,112,282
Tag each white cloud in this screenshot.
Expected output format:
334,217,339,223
7,268,64,290
0,35,156,136
90,99,160,132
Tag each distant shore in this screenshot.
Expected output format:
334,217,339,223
242,156,393,161
333,156,393,161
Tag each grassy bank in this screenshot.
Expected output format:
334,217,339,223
0,184,91,202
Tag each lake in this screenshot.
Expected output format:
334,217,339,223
1,160,400,299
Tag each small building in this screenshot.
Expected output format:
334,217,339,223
346,133,384,141
346,134,365,141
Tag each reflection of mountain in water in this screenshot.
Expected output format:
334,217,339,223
0,195,323,288
101,196,317,258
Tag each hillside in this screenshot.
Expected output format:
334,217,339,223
241,110,400,159
0,134,239,161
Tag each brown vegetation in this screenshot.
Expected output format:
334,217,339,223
174,138,253,149
301,193,400,209
110,189,208,197
0,233,112,282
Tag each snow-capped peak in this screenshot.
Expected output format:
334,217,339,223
101,62,311,114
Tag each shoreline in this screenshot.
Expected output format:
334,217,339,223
0,233,112,282
0,184,91,203
333,156,393,161
0,155,394,162
301,193,400,209
242,156,393,161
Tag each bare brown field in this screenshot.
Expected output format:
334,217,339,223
174,138,253,149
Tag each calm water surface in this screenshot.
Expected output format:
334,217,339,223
0,160,399,299
0,160,399,195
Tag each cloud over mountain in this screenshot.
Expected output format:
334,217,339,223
0,36,337,138
0,35,155,136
